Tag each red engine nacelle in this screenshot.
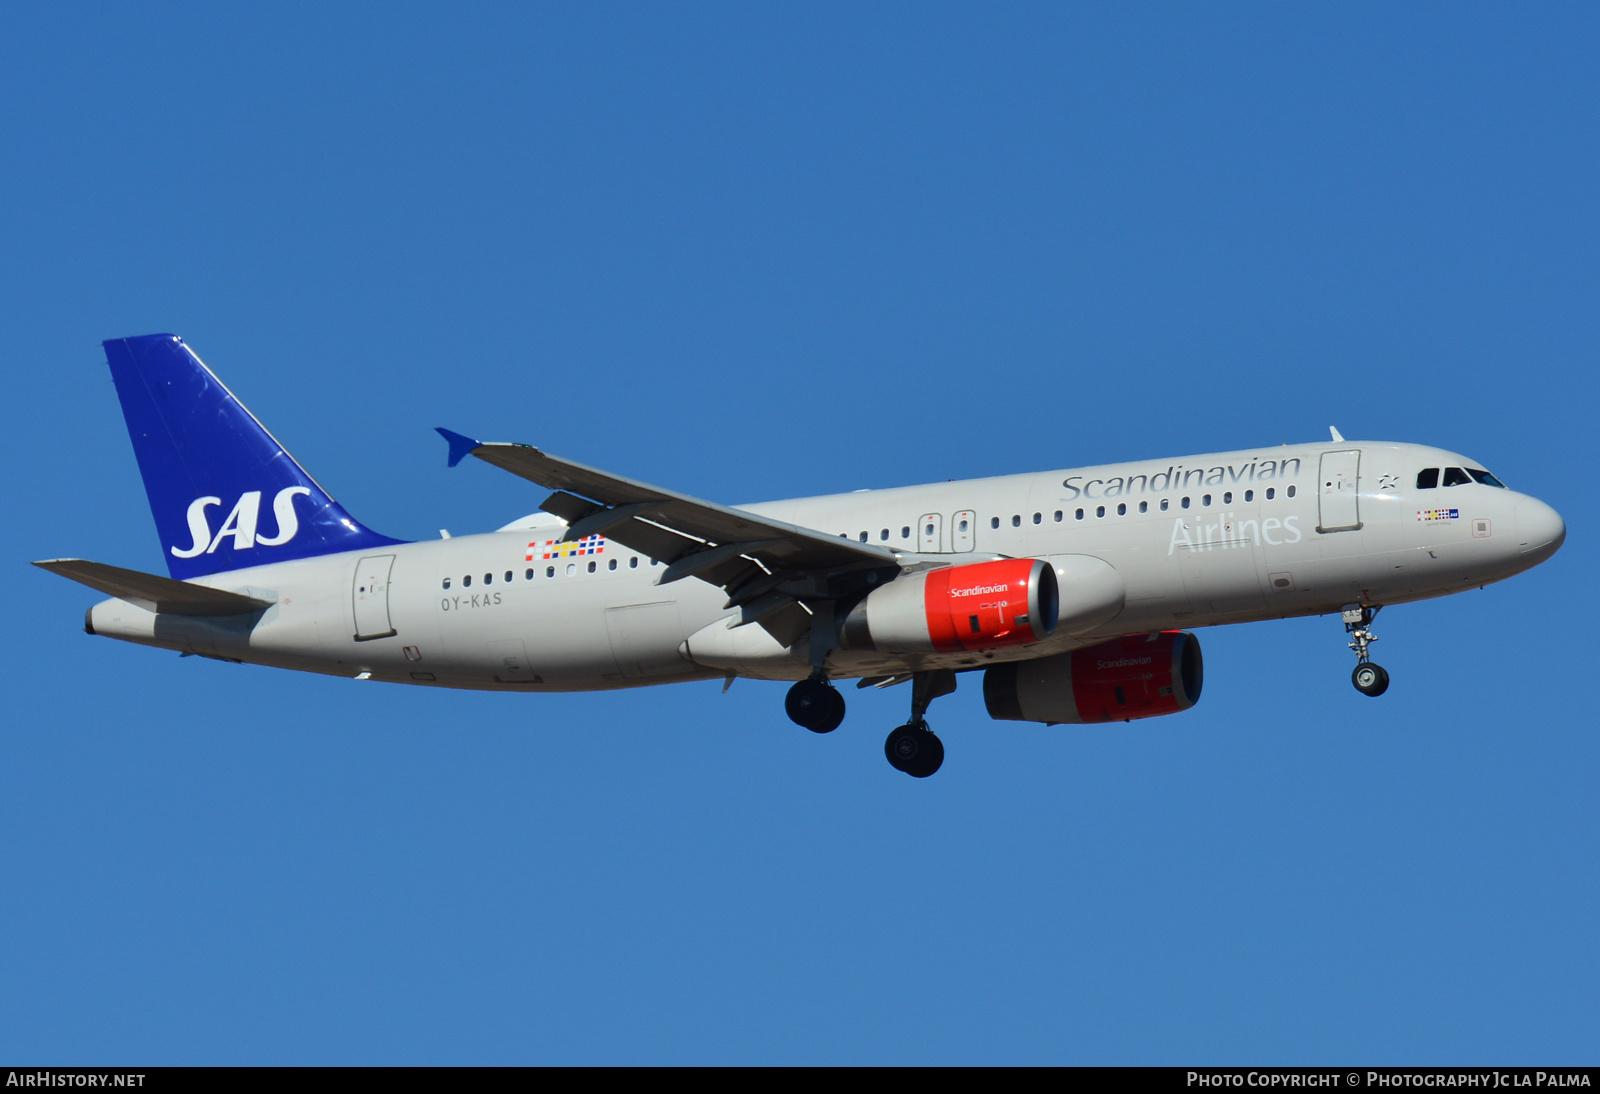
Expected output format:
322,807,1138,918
983,631,1203,724
839,557,1059,654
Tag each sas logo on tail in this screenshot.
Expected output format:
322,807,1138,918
172,486,312,558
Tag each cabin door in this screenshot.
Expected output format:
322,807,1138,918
352,554,397,641
1317,450,1363,533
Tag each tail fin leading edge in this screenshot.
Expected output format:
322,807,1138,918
104,334,403,579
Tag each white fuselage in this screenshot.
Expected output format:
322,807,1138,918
87,441,1565,690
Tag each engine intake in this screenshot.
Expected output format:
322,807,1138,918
840,557,1058,654
983,631,1203,724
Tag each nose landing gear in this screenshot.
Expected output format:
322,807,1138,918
884,669,956,778
1343,603,1390,697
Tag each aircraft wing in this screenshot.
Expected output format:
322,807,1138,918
438,429,899,646
34,559,274,616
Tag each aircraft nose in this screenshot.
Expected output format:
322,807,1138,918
1515,497,1566,561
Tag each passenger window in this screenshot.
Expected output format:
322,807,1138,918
1416,468,1440,489
524,568,533,580
609,559,617,570
859,531,868,542
1053,510,1062,522
442,578,451,590
1287,485,1297,497
1117,503,1126,516
1096,505,1105,518
1075,508,1084,520
484,573,492,585
566,564,575,576
1160,499,1169,511
902,526,911,538
1202,494,1212,507
1223,492,1232,505
1032,512,1041,524
630,557,639,568
1181,497,1190,509
882,528,891,540
546,566,555,578
1467,468,1505,488
587,561,596,573
463,575,472,587
1244,490,1253,502
1139,501,1148,513
1266,488,1275,500
990,517,999,530
505,571,513,583
1011,515,1021,528
925,523,935,536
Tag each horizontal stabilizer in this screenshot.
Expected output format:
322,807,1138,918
33,559,274,616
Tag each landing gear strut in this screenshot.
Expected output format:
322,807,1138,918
884,669,956,778
1342,603,1390,697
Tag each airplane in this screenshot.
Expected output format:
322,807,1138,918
36,334,1566,778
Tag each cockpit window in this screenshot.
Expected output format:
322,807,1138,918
1441,467,1472,487
1467,468,1506,488
1416,468,1439,489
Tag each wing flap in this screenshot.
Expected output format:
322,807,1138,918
34,559,274,616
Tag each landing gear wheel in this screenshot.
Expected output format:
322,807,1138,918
884,722,944,778
785,679,845,733
1352,662,1390,697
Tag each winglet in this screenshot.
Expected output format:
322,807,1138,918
436,428,482,468
1330,426,1345,443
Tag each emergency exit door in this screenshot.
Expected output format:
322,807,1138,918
918,513,942,552
1317,450,1362,533
952,510,976,552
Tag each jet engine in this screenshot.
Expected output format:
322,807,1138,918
983,631,1203,724
839,557,1058,654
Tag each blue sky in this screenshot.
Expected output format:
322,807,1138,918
3,3,1596,1063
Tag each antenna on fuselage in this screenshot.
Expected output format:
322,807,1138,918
1330,426,1345,443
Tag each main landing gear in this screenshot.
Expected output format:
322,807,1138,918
786,675,846,733
884,670,956,778
1342,603,1390,697
787,607,847,733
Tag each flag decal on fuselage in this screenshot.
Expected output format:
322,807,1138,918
529,536,606,561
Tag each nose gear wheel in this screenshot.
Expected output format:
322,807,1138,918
1352,661,1390,697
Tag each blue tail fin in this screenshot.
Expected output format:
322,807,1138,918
104,334,404,579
